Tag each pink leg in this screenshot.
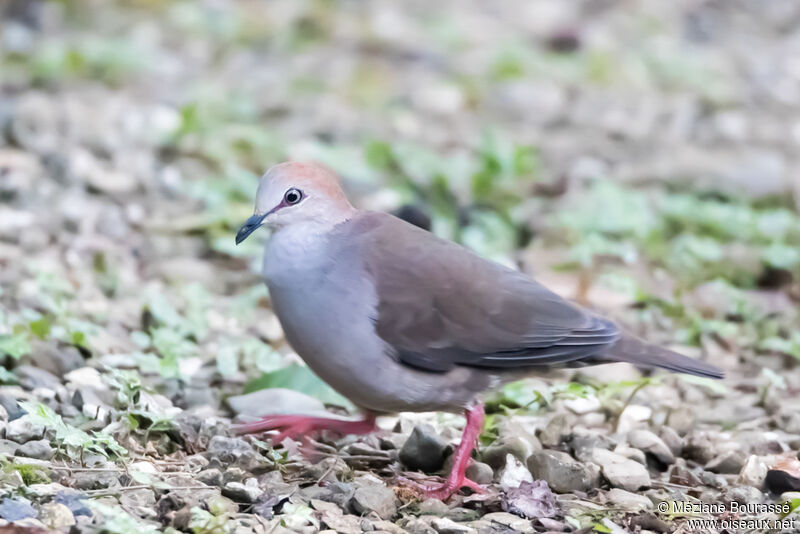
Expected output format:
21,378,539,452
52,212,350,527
400,403,486,500
232,412,377,443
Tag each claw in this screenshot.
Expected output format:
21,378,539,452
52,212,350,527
232,412,377,444
398,474,486,501
398,403,487,501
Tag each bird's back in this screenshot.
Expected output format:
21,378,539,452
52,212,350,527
338,211,722,379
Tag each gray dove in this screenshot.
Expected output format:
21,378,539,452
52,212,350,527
235,161,723,499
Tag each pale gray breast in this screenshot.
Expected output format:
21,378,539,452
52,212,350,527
263,227,378,371
261,224,495,413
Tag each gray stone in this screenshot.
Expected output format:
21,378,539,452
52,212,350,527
15,438,54,460
15,365,62,390
481,436,536,470
71,469,118,490
706,450,746,475
53,490,92,516
371,519,411,534
222,467,247,484
0,438,19,455
614,444,647,466
465,461,493,485
400,424,448,473
444,507,479,522
700,470,727,489
429,517,472,534
29,344,85,376
590,449,650,491
197,468,223,486
27,483,66,498
206,435,255,465
737,455,769,488
299,481,354,510
226,388,325,418
527,449,600,493
461,519,494,533
119,488,156,509
401,517,437,534
722,485,764,505
538,413,574,448
182,386,216,409
657,426,683,456
667,406,696,435
39,502,76,530
628,429,675,465
605,488,653,511
683,432,718,464
0,497,37,521
481,512,535,533
72,387,112,416
222,480,262,503
350,483,397,520
306,456,348,483
206,494,238,516
64,367,106,389
570,430,615,461
6,416,42,443
0,393,25,421
0,469,23,488
417,498,449,516
498,453,533,491
314,500,362,534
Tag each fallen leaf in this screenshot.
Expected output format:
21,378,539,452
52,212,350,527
502,480,557,519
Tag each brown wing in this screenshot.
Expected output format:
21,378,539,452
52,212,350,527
346,212,620,373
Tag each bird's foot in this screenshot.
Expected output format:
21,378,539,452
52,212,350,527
398,473,486,500
232,412,377,444
398,403,487,501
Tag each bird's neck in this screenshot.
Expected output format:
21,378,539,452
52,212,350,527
263,220,338,285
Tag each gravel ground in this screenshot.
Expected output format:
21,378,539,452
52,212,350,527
1,1,800,533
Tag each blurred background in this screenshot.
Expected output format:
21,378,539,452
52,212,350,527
1,0,800,531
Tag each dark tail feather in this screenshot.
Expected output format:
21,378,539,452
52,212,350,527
602,335,724,379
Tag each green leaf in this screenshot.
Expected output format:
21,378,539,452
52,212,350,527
760,334,800,359
244,364,354,409
150,327,195,379
29,316,51,340
71,330,88,348
126,413,140,431
364,140,395,171
18,401,127,460
128,466,170,490
0,331,32,359
762,243,800,270
88,502,162,534
0,367,17,384
782,497,800,518
189,506,232,534
216,345,238,377
489,379,548,410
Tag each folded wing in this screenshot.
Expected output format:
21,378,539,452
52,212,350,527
349,212,722,379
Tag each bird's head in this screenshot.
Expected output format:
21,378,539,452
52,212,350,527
235,162,355,244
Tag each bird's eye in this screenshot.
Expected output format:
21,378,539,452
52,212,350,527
284,188,303,205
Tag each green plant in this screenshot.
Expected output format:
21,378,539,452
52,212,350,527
18,402,127,462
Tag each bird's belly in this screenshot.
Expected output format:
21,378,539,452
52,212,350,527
266,281,489,413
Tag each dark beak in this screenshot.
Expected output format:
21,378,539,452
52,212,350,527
235,213,267,244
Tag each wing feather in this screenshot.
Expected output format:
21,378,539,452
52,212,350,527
344,212,620,372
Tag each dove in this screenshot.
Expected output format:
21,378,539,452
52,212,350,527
234,161,723,499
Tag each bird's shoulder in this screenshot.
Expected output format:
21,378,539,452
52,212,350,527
336,210,515,281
